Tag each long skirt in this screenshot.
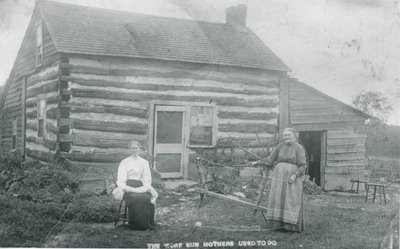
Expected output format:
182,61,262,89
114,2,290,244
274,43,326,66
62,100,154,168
124,179,156,230
265,162,304,232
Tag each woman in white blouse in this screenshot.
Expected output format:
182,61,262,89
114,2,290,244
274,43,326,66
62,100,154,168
117,141,158,230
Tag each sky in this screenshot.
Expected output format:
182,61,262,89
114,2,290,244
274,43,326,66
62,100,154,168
0,0,399,124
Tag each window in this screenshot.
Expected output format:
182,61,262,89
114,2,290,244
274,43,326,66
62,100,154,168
189,106,216,147
12,119,17,150
36,23,43,66
37,99,46,138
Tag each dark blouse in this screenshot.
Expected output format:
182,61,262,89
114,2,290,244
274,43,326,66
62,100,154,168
265,142,307,176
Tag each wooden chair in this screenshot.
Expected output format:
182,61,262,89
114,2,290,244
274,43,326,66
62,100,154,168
111,172,128,227
365,168,390,204
349,168,369,194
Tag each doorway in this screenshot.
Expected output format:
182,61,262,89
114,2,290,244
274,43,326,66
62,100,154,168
153,105,186,178
299,131,323,186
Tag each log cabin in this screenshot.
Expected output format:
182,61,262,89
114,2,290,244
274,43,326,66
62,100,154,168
0,0,370,190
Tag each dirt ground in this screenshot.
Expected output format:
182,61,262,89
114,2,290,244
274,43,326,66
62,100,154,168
44,183,400,249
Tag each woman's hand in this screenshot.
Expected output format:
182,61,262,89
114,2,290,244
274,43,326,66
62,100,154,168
288,174,297,184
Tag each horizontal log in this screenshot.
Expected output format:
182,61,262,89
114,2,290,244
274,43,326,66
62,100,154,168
46,120,58,134
26,93,59,107
59,118,74,126
3,92,21,105
26,65,60,86
26,136,57,151
59,134,74,142
71,105,148,119
218,132,274,140
64,60,279,87
73,119,147,134
218,105,278,114
327,153,365,161
26,80,59,98
1,111,22,120
46,107,58,120
27,78,58,93
69,81,277,103
71,145,132,154
217,137,276,148
26,109,37,119
25,148,55,163
326,160,366,167
327,137,366,146
59,151,130,163
218,111,278,121
71,89,278,108
2,105,22,115
62,75,278,97
69,97,148,110
71,129,147,148
218,123,277,133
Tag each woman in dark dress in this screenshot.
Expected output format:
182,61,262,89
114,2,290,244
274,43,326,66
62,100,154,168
117,141,158,230
262,128,307,232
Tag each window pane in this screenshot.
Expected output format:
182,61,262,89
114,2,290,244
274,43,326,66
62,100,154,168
38,99,45,118
36,25,42,45
189,106,213,146
12,135,16,150
156,153,181,173
156,111,183,143
38,119,44,137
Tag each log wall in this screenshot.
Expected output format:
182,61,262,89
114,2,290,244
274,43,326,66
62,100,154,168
0,6,59,158
25,64,60,162
60,55,281,177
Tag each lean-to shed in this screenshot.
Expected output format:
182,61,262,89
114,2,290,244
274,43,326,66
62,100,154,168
0,0,369,190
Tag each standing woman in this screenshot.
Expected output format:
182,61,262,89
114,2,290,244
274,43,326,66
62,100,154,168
263,128,307,232
117,141,158,230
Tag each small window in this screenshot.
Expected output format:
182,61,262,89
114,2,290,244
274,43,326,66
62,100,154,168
189,106,216,147
12,119,17,150
37,99,46,138
36,24,43,66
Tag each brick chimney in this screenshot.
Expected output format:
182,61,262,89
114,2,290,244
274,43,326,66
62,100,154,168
225,4,247,28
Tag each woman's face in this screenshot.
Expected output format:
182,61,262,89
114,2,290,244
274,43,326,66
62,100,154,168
283,130,294,144
131,143,141,157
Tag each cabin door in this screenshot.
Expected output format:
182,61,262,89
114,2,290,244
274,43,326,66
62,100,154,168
299,131,323,186
153,105,186,178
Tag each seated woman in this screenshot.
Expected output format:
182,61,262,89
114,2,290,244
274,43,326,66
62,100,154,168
117,141,158,230
259,128,307,232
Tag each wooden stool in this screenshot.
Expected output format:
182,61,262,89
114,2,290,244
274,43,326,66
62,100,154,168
365,183,387,204
350,179,368,193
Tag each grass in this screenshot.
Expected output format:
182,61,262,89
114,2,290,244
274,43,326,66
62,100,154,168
40,185,399,249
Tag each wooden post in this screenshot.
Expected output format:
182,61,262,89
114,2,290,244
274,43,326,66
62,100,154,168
21,77,27,158
195,157,208,192
279,75,289,142
254,170,269,215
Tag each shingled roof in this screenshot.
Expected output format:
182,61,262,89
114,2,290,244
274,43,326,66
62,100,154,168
39,0,290,71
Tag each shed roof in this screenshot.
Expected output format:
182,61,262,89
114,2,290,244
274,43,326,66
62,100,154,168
39,0,290,71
